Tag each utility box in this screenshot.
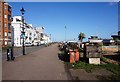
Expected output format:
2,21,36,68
86,46,102,58
86,45,102,64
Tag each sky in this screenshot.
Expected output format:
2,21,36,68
9,2,118,42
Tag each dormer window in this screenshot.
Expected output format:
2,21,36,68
16,18,21,22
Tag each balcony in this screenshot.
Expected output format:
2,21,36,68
8,6,11,13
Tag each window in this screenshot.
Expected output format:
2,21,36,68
4,15,7,18
8,23,10,30
29,37,31,40
8,15,11,21
8,42,11,45
8,32,11,37
4,23,7,28
41,33,43,37
4,6,7,10
8,6,11,12
16,18,21,22
30,33,32,35
4,32,7,36
5,41,7,45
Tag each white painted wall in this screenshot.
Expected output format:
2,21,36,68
12,16,52,46
11,16,23,47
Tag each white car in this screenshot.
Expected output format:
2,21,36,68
25,42,32,47
32,42,40,46
40,41,45,45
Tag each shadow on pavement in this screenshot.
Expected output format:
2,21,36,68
64,62,80,81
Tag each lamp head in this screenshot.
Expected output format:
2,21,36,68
20,7,25,15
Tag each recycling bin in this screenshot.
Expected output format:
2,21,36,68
74,49,79,62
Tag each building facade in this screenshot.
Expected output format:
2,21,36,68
11,16,23,47
35,27,44,44
12,16,52,47
35,27,51,44
0,1,12,47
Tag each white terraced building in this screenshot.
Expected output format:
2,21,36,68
11,16,23,47
12,16,52,47
36,27,52,44
11,16,35,47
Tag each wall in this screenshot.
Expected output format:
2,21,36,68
102,46,118,52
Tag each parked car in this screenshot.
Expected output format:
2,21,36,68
32,42,40,46
40,41,45,45
25,42,32,47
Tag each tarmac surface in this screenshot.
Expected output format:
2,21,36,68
2,44,69,80
2,45,45,60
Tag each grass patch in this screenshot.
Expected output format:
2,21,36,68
101,63,120,76
101,57,108,63
101,57,120,76
68,61,120,76
73,61,101,73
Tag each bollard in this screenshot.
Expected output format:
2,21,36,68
7,49,10,61
10,48,15,61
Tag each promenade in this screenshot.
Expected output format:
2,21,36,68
3,44,69,80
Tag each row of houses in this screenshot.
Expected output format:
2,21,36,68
12,16,51,47
0,2,51,47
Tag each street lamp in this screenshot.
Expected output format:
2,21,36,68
50,34,51,41
20,7,25,55
65,26,67,42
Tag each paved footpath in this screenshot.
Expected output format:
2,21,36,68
2,44,69,80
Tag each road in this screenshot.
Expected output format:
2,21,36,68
2,45,45,60
2,44,70,80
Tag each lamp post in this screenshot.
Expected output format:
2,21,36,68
65,26,67,42
20,7,25,55
50,34,51,41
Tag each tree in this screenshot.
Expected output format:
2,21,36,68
78,32,85,42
